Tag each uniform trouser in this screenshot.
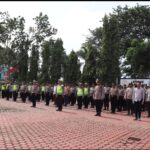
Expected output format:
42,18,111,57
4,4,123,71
2,90,6,98
64,95,69,106
45,92,51,106
13,91,18,101
70,93,76,105
41,92,45,101
27,92,31,101
127,99,133,115
134,101,142,119
53,94,57,105
111,95,117,113
147,102,150,117
31,93,37,107
141,101,146,111
90,96,95,108
104,94,109,110
9,91,12,98
37,93,41,102
6,90,10,100
122,99,127,110
118,96,124,111
95,100,103,115
20,92,27,103
56,95,63,110
84,96,89,108
77,96,83,109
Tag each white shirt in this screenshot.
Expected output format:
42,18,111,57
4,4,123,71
90,87,94,96
146,89,150,102
53,85,57,94
125,87,133,100
132,87,145,102
104,87,110,94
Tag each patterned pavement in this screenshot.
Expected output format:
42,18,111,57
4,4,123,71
0,98,150,149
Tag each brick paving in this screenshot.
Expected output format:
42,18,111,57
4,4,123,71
0,98,150,149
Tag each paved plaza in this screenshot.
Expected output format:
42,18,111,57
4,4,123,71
0,98,150,149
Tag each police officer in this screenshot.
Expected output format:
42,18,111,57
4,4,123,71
45,82,51,106
6,82,10,101
93,80,105,116
9,82,13,98
20,82,27,103
27,82,32,101
1,82,6,98
41,83,46,101
76,83,84,109
90,83,95,108
70,84,76,106
83,83,90,108
110,83,118,114
56,80,64,111
12,81,19,102
103,84,110,111
31,80,38,108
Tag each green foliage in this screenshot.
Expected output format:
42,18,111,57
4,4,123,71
81,42,96,83
64,50,81,84
126,39,150,78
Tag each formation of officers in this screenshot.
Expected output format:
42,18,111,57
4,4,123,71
0,79,150,120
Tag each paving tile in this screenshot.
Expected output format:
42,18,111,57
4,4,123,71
0,98,150,149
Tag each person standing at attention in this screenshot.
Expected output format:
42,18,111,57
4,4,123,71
93,80,105,116
132,82,145,121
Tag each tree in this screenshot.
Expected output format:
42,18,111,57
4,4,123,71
49,38,65,84
100,14,120,85
11,17,30,81
113,4,150,56
81,42,96,83
126,39,150,78
29,12,57,81
40,39,54,82
64,50,81,84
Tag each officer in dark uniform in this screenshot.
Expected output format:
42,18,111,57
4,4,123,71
76,83,84,109
45,82,51,106
12,81,18,102
1,82,6,98
31,80,38,108
56,80,64,111
6,82,10,101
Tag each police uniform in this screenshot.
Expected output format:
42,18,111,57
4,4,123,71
12,82,18,102
1,83,6,98
20,83,27,103
56,81,64,111
41,84,46,101
31,81,38,107
27,83,32,101
83,83,90,108
45,84,51,106
77,84,84,109
110,84,118,113
6,83,10,100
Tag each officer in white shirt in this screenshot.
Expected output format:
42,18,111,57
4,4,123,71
146,86,150,117
132,82,145,120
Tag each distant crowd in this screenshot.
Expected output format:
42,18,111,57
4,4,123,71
0,80,150,120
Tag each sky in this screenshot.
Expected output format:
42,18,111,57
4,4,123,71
0,1,150,55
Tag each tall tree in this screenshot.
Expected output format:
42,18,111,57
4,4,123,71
81,42,96,83
29,12,57,81
49,38,65,84
100,14,120,85
126,39,150,78
64,50,81,83
11,17,30,81
40,39,54,82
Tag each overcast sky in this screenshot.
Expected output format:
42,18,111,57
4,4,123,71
0,1,149,54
